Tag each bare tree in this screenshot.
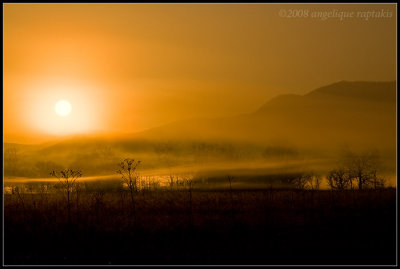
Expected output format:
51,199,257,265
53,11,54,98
169,174,175,190
344,150,381,190
308,173,322,190
371,172,387,189
292,172,322,190
327,168,350,190
117,158,141,225
50,169,82,223
292,173,310,190
314,175,322,190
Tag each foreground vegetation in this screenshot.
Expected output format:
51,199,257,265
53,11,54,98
4,178,396,265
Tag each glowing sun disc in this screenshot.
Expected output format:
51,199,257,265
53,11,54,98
55,100,71,116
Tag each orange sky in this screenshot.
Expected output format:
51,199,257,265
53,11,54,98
3,3,397,143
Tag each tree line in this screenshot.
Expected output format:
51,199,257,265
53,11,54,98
292,150,388,190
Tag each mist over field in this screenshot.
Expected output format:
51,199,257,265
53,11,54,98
4,81,397,188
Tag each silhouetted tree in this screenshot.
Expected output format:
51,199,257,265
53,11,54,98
329,149,385,190
292,172,322,190
50,169,82,223
327,168,350,190
117,158,141,225
293,174,309,190
309,173,322,190
345,150,381,190
371,170,387,189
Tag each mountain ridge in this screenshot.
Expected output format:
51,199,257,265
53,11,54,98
4,80,396,151
128,80,396,150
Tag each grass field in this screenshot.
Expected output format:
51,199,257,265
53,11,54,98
4,179,396,265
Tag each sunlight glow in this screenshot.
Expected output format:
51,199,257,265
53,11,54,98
25,79,104,136
55,100,71,116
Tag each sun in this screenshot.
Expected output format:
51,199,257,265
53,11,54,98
26,81,102,136
55,100,72,116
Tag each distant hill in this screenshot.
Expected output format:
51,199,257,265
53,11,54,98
304,81,396,102
132,81,396,150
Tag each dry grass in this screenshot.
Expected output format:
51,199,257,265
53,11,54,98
4,180,396,265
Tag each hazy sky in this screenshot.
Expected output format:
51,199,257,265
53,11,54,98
4,3,396,143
